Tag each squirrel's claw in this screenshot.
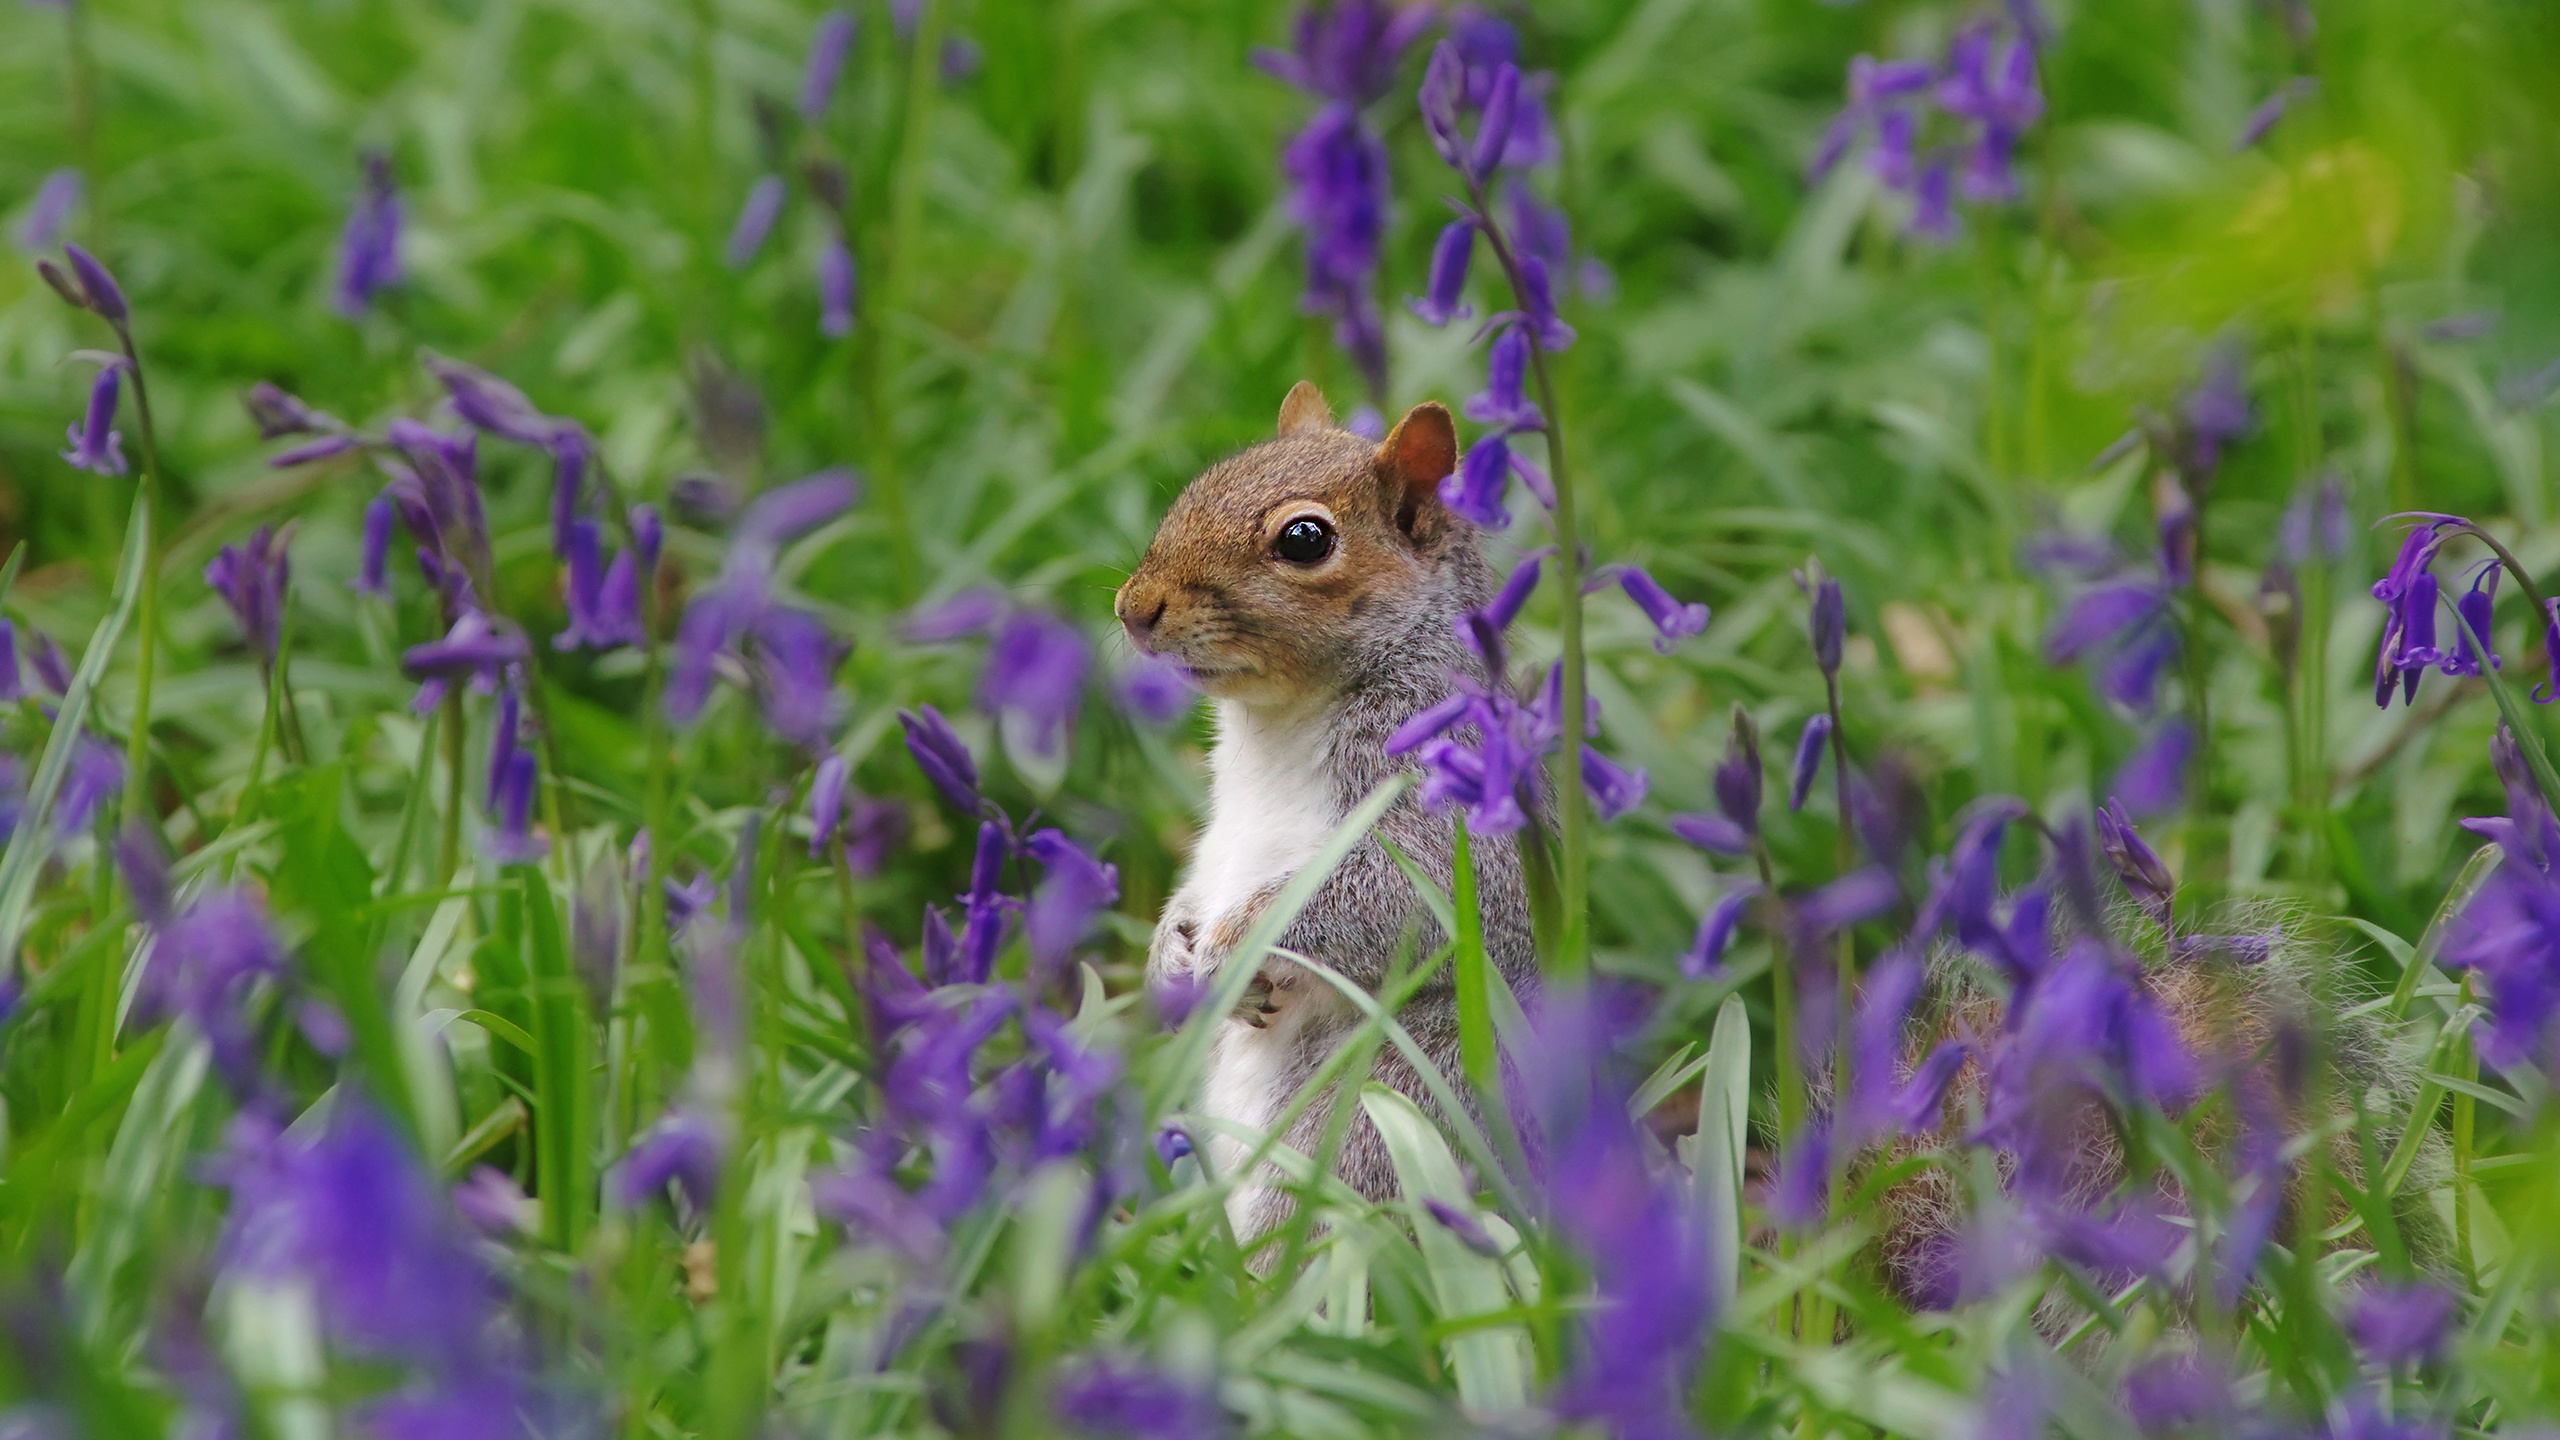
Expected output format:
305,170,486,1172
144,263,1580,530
1235,973,1281,1027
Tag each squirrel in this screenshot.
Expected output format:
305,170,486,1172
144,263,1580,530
1115,381,1538,1242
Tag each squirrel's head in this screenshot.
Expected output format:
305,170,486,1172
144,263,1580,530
1115,382,1463,706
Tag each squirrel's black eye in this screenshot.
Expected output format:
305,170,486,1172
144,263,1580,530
1274,515,1336,565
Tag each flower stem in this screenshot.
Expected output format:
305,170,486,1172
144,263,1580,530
439,686,467,884
1470,196,1590,971
116,328,164,830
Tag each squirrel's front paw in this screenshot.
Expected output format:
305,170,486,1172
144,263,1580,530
1233,965,1296,1028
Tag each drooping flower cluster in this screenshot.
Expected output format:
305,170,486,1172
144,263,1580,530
1385,551,1651,835
665,470,856,749
1257,1,1434,404
2368,514,2515,710
807,722,1130,1272
901,587,1114,759
117,830,295,1096
2445,728,2560,1074
204,523,293,666
211,1099,531,1434
1520,991,1713,1439
1811,12,2045,241
727,9,863,337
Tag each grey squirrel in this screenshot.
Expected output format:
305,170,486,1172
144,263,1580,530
1115,381,1538,1240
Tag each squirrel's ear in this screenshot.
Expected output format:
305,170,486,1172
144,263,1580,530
1374,401,1457,545
1277,381,1334,437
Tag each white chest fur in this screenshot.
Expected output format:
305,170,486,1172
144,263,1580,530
1186,697,1340,926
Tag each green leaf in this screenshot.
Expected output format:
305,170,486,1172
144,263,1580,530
1359,1084,1532,1416
516,866,595,1253
1693,996,1751,1308
0,496,149,966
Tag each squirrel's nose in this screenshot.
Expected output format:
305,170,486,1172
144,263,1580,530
1118,591,1168,648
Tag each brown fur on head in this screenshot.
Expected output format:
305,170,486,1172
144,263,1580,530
1115,382,1463,707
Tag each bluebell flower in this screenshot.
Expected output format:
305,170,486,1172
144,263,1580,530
615,1106,725,1210
1462,324,1543,431
1252,0,1433,106
978,610,1090,758
1713,712,1763,836
204,524,292,664
1580,746,1647,821
15,168,80,251
1410,217,1476,325
726,175,787,268
353,497,396,596
331,150,403,318
1669,811,1749,857
62,240,129,321
666,471,857,737
1440,432,1515,529
59,358,127,476
2093,797,2173,926
212,1100,499,1373
1279,103,1393,399
806,752,848,858
484,740,544,865
799,9,856,119
2111,719,2192,817
57,736,122,835
1682,885,1756,977
900,705,982,814
1023,828,1119,977
1112,654,1196,726
1053,1356,1229,1440
818,228,856,337
2344,1280,2456,1368
2236,77,2317,150
1788,712,1831,812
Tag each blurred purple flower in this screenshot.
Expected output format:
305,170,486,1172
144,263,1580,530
1114,654,1196,726
2181,341,2253,478
331,150,403,319
354,498,396,596
2236,78,2317,150
903,587,1005,643
1616,566,1709,653
1683,885,1755,978
900,705,982,814
2111,720,2192,817
60,359,127,476
800,9,857,119
204,524,292,664
1054,1356,1229,1440
451,1166,533,1237
15,168,80,251
2280,473,2352,563
484,742,543,865
2122,1354,2235,1439
1713,718,1763,837
979,610,1091,758
2445,732,2560,1071
57,737,122,836
2344,1281,2456,1368
1669,812,1748,857
1423,1197,1504,1257
1151,1124,1194,1169
1253,0,1433,106
213,1100,497,1372
1023,828,1119,976
402,612,525,700
818,229,856,337
727,176,787,268
2426,309,2499,343
1580,747,1647,821
667,470,857,737
616,1107,724,1210
807,751,849,858
1280,104,1392,400
1788,713,1832,812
